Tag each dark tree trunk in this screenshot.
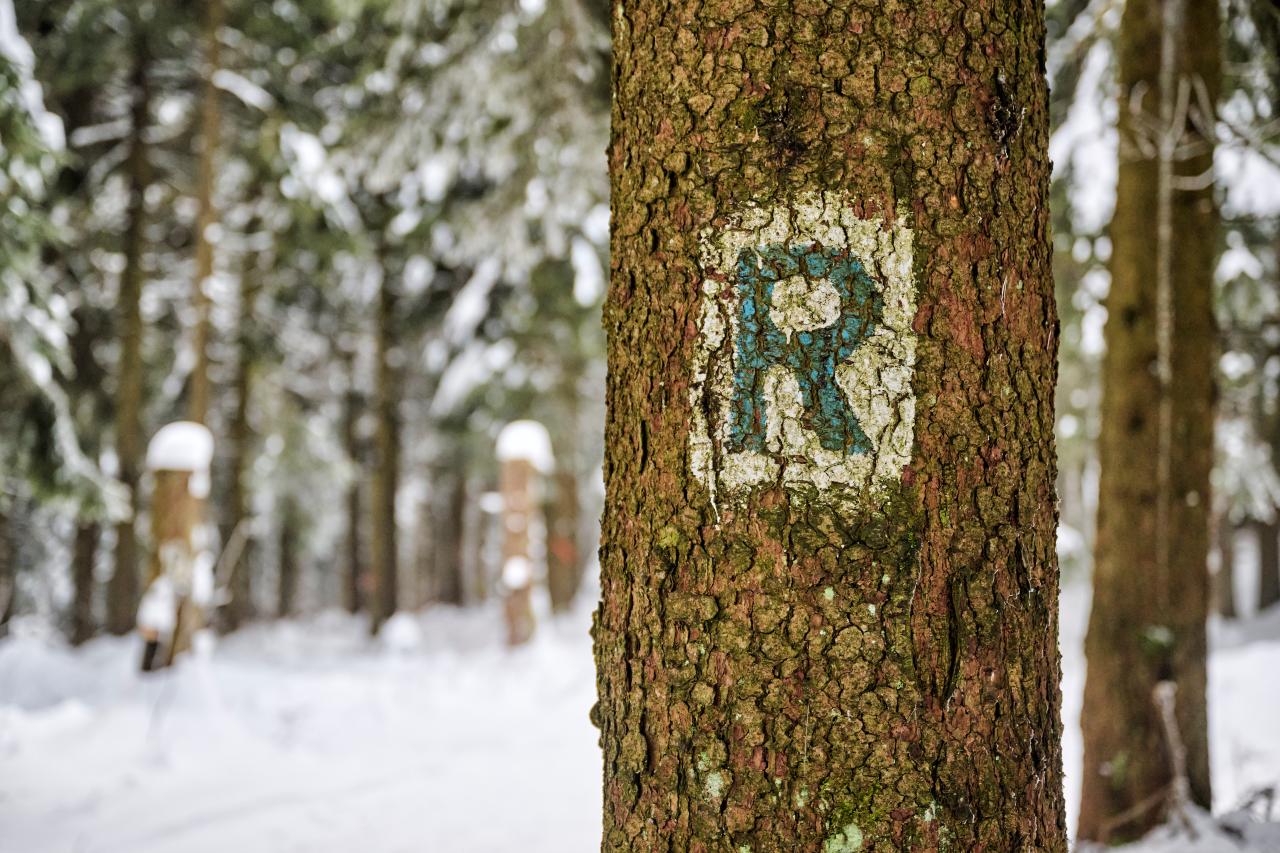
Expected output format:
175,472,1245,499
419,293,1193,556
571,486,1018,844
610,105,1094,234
68,301,107,645
1213,512,1236,620
370,259,400,633
107,32,151,636
342,352,363,615
0,508,14,636
435,472,466,606
1078,0,1220,842
224,248,259,630
188,0,222,426
70,522,99,645
277,498,299,618
597,1,1064,850
1257,519,1280,611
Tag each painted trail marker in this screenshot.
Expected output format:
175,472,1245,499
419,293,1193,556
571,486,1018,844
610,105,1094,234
690,193,917,505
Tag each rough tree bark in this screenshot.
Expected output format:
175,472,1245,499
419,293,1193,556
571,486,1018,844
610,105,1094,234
1077,0,1219,841
369,258,401,633
188,0,223,426
106,33,151,636
596,1,1063,850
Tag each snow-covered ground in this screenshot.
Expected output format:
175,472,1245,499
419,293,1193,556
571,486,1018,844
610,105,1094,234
1,584,1278,852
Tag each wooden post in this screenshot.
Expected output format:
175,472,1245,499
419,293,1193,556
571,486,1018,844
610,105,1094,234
138,422,214,670
496,421,552,646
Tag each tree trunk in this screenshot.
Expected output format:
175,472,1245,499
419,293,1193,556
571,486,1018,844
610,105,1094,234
597,2,1063,850
0,508,14,636
70,522,99,645
69,302,107,645
342,356,363,615
1213,511,1236,620
277,497,299,618
433,471,466,606
224,250,258,630
188,0,223,426
1257,519,1280,611
107,33,151,636
369,262,400,633
1078,0,1220,842
546,469,581,613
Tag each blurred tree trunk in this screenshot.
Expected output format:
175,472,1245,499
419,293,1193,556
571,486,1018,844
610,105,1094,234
69,305,106,645
1258,519,1280,610
1213,511,1237,620
70,523,99,646
342,352,363,615
224,251,259,630
433,471,466,606
107,34,151,636
597,0,1063,849
545,469,580,613
188,0,223,426
0,508,14,636
369,258,400,633
277,497,299,618
1078,0,1220,842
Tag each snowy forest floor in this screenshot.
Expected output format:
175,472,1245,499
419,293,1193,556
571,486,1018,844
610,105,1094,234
1,583,1279,852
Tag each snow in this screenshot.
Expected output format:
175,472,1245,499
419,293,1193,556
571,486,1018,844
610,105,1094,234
496,420,554,473
501,556,532,589
1,579,1276,851
0,604,601,853
146,422,215,474
136,578,177,635
212,69,275,112
0,0,65,151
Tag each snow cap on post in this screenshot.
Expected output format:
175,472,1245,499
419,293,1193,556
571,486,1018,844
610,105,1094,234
496,420,554,473
146,421,215,498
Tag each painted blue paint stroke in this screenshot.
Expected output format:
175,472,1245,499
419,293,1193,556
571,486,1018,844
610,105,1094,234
727,242,883,456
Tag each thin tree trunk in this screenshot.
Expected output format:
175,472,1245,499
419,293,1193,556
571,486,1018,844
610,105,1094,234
277,497,299,618
70,522,99,645
1257,519,1280,611
188,0,223,426
369,260,400,633
0,508,14,636
69,304,106,645
107,33,151,636
598,1,1063,849
438,473,466,606
1213,512,1237,620
342,355,363,615
1078,0,1220,841
224,250,258,630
